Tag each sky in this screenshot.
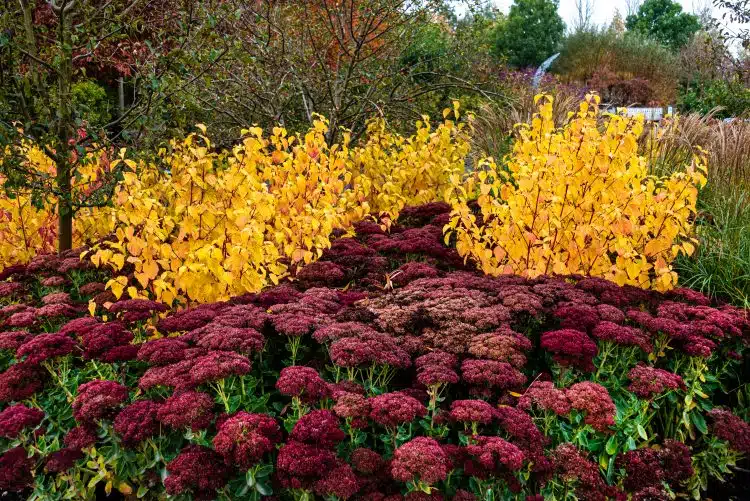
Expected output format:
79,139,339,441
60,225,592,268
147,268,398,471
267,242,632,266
458,1,735,32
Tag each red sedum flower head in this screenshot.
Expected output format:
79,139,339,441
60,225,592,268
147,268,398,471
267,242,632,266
517,380,571,416
0,447,34,492
164,445,230,500
290,410,346,448
709,408,750,453
0,403,44,439
369,392,426,428
461,359,526,390
0,363,46,403
157,391,215,431
276,441,337,490
627,364,684,399
566,382,616,433
391,437,450,485
72,380,129,424
465,436,525,476
17,332,76,364
449,400,496,426
45,448,84,473
64,425,98,450
314,461,360,499
276,366,330,403
213,411,281,469
113,400,161,447
540,329,598,372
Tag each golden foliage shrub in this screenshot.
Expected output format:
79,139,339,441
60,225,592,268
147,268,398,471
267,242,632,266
445,94,707,291
0,141,115,268
91,118,369,304
348,103,470,223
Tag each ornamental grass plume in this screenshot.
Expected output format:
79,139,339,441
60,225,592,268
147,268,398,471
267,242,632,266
276,366,330,403
0,447,34,492
157,391,215,431
0,403,44,438
627,364,684,399
708,408,750,453
213,412,281,469
369,392,427,428
540,329,598,372
113,400,161,447
517,380,571,416
391,437,450,486
566,382,616,433
16,332,76,364
164,445,229,500
72,380,129,424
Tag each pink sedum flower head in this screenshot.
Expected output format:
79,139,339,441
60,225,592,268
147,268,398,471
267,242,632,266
391,437,450,485
290,410,346,448
627,364,684,399
517,380,571,416
213,411,281,469
540,329,598,372
313,461,360,500
566,382,616,433
113,400,161,447
461,359,527,390
276,366,330,403
157,391,215,431
164,445,230,500
17,332,76,364
449,399,496,426
369,392,426,428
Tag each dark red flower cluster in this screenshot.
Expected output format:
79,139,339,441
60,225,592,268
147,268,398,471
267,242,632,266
0,447,34,492
276,366,330,403
591,321,652,352
517,380,571,415
0,329,30,352
449,399,496,426
461,359,526,390
540,329,598,372
17,332,76,364
0,363,46,403
333,391,370,426
566,382,616,433
113,400,160,447
465,436,525,477
369,392,427,428
164,445,229,500
64,425,98,450
552,443,621,499
276,441,337,490
330,332,411,368
0,403,44,438
627,364,684,399
139,351,251,390
709,409,750,453
44,448,84,473
391,437,450,485
81,322,137,362
72,380,129,423
467,329,532,368
213,411,281,469
157,390,215,430
296,261,346,286
289,410,346,448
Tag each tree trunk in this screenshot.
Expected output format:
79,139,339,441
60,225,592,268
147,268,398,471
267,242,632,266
118,77,125,116
17,0,39,88
56,1,74,253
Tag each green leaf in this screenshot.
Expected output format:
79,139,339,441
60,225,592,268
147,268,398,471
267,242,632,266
637,424,648,440
691,411,708,434
605,436,618,455
626,436,637,451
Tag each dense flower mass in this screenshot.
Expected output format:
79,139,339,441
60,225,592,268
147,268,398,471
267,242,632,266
0,404,44,438
391,437,450,485
213,412,281,469
0,204,748,499
164,445,229,500
72,380,129,424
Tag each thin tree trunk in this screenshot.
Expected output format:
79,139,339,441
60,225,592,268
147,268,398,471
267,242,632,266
118,77,125,116
56,1,74,252
17,0,39,88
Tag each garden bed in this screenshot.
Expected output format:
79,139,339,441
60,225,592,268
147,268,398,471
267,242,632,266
1,203,749,500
